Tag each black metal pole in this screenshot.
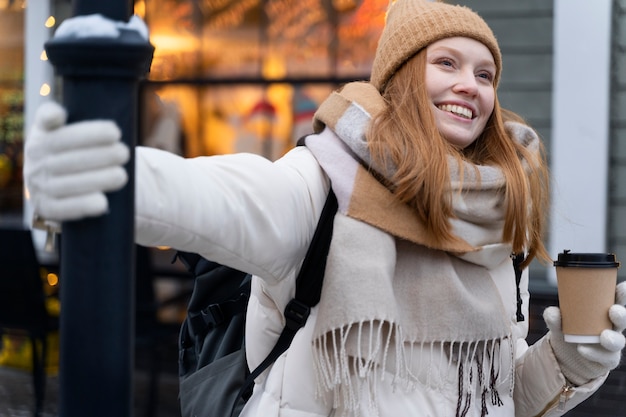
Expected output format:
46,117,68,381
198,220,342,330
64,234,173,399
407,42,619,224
72,1,131,19
44,2,153,416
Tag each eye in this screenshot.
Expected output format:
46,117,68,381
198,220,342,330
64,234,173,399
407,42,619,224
476,71,494,83
437,58,454,68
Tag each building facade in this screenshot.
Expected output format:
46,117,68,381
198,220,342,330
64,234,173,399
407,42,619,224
2,0,625,282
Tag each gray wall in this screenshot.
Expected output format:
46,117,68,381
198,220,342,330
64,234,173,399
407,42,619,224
461,0,554,147
466,0,626,283
461,0,555,283
609,0,626,280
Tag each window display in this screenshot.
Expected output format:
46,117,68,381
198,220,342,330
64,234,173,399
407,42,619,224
138,0,388,157
141,82,334,160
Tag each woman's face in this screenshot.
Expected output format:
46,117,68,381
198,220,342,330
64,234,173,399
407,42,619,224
425,37,496,149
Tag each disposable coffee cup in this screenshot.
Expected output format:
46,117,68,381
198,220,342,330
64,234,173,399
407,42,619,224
554,251,620,343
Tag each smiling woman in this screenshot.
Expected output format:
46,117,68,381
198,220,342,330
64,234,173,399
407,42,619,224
21,1,626,416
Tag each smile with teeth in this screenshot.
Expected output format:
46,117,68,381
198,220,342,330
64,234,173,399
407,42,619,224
437,104,473,119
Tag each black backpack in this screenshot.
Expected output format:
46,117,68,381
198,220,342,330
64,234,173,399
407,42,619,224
176,190,338,417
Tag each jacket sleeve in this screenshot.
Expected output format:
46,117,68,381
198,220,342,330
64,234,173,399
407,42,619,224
513,322,607,417
134,145,329,283
508,259,607,416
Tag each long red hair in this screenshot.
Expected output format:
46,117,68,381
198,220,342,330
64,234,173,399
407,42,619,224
367,50,551,267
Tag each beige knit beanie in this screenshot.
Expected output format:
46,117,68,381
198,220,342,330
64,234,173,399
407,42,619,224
370,0,502,92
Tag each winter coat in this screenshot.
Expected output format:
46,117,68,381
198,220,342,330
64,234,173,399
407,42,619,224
134,138,606,417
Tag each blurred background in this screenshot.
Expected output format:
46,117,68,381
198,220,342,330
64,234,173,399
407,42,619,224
1,1,625,416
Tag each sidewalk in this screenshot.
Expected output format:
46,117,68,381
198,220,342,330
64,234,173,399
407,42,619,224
2,291,625,417
0,365,181,417
0,366,56,417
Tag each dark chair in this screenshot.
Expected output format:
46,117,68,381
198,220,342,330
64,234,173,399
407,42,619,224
135,244,194,417
0,227,59,417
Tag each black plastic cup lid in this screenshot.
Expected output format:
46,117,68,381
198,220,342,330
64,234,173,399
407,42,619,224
553,250,620,268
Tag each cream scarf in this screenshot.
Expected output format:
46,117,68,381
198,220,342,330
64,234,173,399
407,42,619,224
304,82,540,416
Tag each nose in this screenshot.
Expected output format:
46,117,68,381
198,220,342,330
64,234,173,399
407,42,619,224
452,69,479,96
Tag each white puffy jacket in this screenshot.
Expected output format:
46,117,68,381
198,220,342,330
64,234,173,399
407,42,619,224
134,142,605,417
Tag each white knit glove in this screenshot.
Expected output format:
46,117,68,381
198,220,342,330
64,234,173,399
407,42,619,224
544,282,626,386
23,101,130,222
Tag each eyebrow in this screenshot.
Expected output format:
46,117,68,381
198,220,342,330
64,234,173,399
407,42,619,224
428,45,496,70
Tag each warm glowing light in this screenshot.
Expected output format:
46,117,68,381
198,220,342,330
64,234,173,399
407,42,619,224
44,16,56,28
40,83,51,96
150,33,199,53
156,246,171,250
333,0,358,12
47,273,59,287
40,50,48,61
262,55,286,80
134,0,146,18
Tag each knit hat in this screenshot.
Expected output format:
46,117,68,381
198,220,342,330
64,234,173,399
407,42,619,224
370,0,502,92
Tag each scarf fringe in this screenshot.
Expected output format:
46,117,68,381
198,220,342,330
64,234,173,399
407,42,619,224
313,321,514,417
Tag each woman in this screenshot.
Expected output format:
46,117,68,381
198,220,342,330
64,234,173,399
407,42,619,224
24,1,626,416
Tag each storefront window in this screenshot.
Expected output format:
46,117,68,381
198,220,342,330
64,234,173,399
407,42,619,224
141,0,385,81
0,0,387,216
141,82,333,159
137,0,387,158
0,1,25,215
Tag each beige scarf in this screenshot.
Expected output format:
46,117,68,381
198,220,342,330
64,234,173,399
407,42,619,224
305,82,539,416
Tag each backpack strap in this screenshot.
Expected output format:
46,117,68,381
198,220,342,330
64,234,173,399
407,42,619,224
232,189,338,414
187,291,249,335
512,252,525,322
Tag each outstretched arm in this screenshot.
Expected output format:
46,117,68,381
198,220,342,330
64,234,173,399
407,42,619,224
24,101,330,282
134,145,329,282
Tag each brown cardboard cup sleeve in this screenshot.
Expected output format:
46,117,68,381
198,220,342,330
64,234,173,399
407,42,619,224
554,251,620,344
